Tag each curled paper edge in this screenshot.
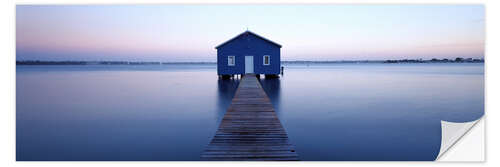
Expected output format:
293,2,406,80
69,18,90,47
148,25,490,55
436,117,483,161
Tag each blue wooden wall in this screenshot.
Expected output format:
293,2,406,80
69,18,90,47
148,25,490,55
217,32,281,75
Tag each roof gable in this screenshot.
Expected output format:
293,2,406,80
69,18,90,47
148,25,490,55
215,31,282,49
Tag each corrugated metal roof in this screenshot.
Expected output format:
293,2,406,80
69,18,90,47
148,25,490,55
215,30,282,49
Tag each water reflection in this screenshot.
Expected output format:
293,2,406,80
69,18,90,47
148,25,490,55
16,64,483,161
259,78,282,116
215,78,240,122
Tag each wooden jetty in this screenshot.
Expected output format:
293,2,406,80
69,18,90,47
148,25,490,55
201,74,299,161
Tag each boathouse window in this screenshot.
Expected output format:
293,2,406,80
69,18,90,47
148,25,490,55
263,55,270,65
228,56,235,66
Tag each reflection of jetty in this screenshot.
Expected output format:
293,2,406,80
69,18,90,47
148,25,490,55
201,74,299,161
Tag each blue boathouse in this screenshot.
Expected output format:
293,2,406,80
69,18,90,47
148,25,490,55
216,31,281,79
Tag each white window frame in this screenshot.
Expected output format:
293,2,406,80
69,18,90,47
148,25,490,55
263,55,270,65
228,56,235,66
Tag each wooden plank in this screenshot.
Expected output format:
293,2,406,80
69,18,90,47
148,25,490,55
201,74,299,161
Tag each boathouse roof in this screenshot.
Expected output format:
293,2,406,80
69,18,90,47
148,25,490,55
215,30,282,49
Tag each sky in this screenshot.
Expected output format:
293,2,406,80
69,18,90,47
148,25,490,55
16,5,485,62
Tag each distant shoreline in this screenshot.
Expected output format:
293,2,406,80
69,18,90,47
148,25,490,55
16,58,484,65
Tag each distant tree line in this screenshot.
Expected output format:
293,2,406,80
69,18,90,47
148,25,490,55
16,58,484,65
16,60,215,65
384,57,484,63
16,60,88,65
282,60,384,64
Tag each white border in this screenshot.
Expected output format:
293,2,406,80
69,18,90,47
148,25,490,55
3,0,498,166
10,0,491,5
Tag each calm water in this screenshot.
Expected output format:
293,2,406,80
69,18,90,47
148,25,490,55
16,63,484,161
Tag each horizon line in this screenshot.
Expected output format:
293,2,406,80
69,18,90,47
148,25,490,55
16,57,485,63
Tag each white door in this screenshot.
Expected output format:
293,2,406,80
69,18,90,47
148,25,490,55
245,56,254,74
